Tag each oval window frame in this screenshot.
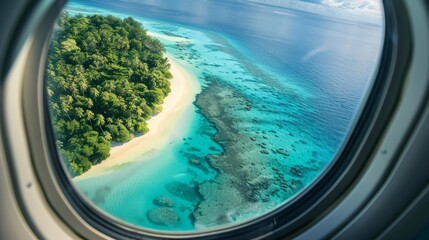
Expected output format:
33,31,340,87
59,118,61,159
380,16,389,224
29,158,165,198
6,0,416,239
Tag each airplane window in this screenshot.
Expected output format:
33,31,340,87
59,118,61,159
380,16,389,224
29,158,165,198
45,0,385,233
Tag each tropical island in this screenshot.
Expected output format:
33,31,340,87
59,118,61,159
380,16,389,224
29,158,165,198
46,14,172,176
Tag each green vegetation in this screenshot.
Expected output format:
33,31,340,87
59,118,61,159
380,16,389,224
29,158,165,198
46,14,172,176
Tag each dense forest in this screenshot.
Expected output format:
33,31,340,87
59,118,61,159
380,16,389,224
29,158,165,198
46,14,172,176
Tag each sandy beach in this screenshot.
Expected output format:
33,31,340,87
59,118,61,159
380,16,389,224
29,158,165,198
76,55,199,179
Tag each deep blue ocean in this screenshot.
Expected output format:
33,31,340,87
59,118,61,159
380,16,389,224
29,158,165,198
69,0,384,231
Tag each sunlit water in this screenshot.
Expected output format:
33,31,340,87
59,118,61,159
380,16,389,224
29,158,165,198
68,0,384,231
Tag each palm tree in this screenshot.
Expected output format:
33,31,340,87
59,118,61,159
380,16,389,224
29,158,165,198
47,87,54,97
51,102,60,116
90,87,99,98
86,98,94,109
95,114,105,133
136,107,143,117
69,82,79,96
60,96,73,120
75,107,84,119
85,110,95,126
57,76,68,91
79,79,89,94
104,132,112,141
106,117,114,124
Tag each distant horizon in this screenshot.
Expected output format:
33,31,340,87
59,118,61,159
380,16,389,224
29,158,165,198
248,0,384,25
115,0,384,25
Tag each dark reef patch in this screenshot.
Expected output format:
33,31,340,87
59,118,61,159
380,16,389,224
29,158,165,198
91,186,111,205
165,181,202,203
153,196,175,207
192,78,303,227
146,208,179,225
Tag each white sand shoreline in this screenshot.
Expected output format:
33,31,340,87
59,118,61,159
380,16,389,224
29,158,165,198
75,54,199,180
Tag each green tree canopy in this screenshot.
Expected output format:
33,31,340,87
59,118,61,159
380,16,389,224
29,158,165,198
46,13,172,176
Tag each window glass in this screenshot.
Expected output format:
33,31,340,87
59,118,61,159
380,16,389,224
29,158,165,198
45,0,384,232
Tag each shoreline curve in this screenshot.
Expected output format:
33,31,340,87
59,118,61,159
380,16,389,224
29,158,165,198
75,54,200,180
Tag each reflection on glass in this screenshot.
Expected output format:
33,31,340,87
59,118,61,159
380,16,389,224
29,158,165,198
46,0,384,231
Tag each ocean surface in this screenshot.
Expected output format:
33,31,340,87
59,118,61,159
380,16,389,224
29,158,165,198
68,0,384,231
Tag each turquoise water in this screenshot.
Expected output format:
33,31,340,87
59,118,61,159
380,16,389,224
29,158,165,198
67,0,384,232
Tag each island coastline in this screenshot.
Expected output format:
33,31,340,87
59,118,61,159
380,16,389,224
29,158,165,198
75,55,200,180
